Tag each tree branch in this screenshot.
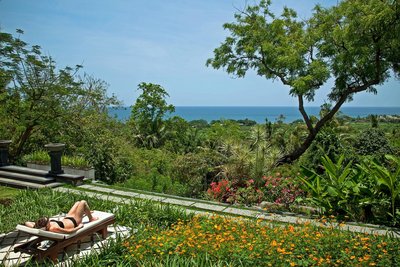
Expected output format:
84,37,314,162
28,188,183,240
298,94,314,132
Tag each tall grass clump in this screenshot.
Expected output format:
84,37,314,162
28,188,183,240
22,151,91,169
0,188,194,234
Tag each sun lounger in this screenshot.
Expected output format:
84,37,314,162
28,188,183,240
14,210,115,262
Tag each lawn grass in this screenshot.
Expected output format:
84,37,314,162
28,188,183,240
0,185,20,198
2,188,399,266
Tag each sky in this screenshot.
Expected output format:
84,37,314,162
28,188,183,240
1,0,399,107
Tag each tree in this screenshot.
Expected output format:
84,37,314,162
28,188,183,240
207,0,400,165
0,30,120,159
0,29,82,159
129,82,175,148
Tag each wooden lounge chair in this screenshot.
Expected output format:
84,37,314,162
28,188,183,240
14,210,115,263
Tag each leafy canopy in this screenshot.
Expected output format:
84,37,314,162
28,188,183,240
130,82,175,148
207,0,400,164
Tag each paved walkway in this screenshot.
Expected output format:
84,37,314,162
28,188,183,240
55,184,400,238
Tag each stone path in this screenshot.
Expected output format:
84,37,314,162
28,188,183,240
55,184,400,238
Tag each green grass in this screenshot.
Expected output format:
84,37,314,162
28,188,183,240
2,188,399,266
23,151,92,169
0,185,19,198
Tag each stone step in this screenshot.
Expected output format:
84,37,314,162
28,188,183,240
0,170,55,184
0,165,50,177
0,177,64,189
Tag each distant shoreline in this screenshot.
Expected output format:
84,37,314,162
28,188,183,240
109,106,400,123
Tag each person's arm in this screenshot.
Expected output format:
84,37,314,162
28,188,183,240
49,223,84,234
25,221,35,228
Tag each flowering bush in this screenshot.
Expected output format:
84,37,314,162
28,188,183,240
207,179,263,205
234,179,264,205
206,179,231,203
124,215,400,266
263,173,304,208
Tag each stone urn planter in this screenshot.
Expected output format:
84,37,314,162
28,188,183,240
44,143,65,152
45,143,65,175
0,140,12,166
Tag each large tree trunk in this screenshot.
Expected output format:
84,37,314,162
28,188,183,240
276,75,381,166
13,125,35,161
276,93,348,166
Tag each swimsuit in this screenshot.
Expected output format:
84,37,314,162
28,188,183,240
64,217,78,227
49,217,78,228
50,219,64,228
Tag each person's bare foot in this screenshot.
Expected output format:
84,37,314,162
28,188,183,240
89,216,99,222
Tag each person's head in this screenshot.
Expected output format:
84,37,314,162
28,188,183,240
35,217,49,229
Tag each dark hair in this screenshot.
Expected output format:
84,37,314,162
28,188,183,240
34,217,49,229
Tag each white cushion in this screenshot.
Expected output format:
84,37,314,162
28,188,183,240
16,210,114,240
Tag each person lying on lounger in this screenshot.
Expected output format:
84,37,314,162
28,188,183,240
24,200,99,234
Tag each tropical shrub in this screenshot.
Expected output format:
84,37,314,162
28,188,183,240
173,150,225,198
23,150,91,169
206,179,264,205
299,153,400,226
359,155,400,226
119,172,188,197
206,180,232,203
262,174,304,208
299,155,369,219
303,128,345,169
353,128,393,159
234,179,264,205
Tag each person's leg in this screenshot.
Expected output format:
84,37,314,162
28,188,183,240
68,200,98,223
66,201,81,215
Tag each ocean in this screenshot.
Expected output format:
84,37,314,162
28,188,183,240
108,106,400,123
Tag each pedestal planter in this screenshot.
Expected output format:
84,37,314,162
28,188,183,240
45,143,65,175
0,140,12,167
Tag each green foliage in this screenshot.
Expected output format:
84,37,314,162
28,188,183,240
164,116,202,154
129,83,175,149
303,128,345,169
207,0,400,164
22,150,91,169
188,119,209,129
0,30,120,161
300,153,400,226
172,150,225,198
0,30,79,159
300,155,366,218
83,123,134,184
353,128,393,159
359,155,400,225
120,172,188,197
204,120,244,149
368,114,379,128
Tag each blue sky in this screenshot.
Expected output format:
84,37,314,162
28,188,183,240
1,0,399,107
